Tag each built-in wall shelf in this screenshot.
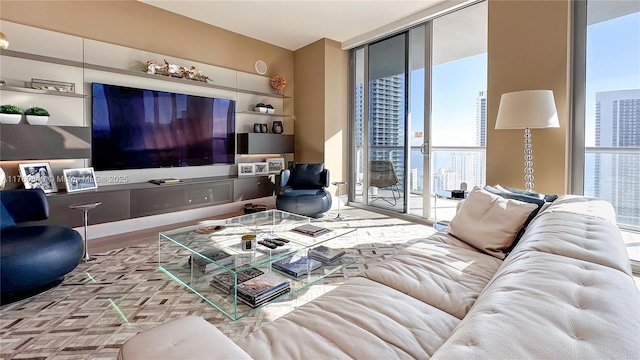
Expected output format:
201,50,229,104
238,111,293,117
0,86,85,98
1,49,291,99
0,49,84,67
237,133,294,154
84,65,291,99
0,124,91,160
84,63,239,93
240,90,291,99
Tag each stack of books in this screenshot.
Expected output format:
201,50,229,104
189,249,233,273
309,246,346,264
237,273,290,308
209,268,264,294
291,224,332,237
271,254,323,278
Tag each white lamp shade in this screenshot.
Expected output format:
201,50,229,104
495,90,560,129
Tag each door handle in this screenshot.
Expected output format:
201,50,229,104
420,142,429,155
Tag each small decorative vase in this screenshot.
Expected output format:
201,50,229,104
253,123,262,133
260,124,268,133
272,121,283,134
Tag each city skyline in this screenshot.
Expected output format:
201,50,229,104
592,89,640,226
352,8,638,227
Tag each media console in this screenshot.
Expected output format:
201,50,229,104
28,175,275,228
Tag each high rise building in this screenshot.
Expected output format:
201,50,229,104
368,74,406,185
354,82,364,149
593,89,640,226
474,91,487,186
476,91,487,147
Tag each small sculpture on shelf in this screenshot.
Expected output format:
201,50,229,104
144,60,212,83
31,78,75,93
270,75,286,95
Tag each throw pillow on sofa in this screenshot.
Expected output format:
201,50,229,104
447,186,538,259
483,184,547,251
496,184,559,203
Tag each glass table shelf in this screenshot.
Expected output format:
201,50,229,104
158,210,358,320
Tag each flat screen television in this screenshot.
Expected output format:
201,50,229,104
91,82,235,171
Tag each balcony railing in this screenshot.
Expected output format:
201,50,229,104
356,145,486,194
584,146,640,231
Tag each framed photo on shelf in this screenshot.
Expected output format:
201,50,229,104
238,163,256,176
18,162,58,193
254,162,268,175
63,167,98,193
267,158,285,174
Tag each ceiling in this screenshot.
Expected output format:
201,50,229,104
139,0,446,51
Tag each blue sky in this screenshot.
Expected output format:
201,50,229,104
407,12,639,149
585,12,640,146
408,54,487,148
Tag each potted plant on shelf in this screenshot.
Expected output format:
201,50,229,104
0,105,23,124
254,103,268,113
24,106,50,125
265,104,275,114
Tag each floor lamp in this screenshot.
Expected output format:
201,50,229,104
495,90,559,193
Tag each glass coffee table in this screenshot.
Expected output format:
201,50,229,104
158,210,358,320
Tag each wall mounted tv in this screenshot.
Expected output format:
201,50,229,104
91,82,235,171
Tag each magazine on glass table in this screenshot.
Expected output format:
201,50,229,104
291,224,332,237
272,254,323,278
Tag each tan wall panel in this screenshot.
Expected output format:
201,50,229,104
486,0,569,195
294,39,326,163
0,0,294,90
323,39,349,194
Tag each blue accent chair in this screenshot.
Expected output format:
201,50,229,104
276,163,332,218
1,189,83,300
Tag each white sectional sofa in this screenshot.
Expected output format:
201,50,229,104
119,195,640,359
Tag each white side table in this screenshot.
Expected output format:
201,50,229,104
331,181,347,219
69,201,102,262
433,190,466,230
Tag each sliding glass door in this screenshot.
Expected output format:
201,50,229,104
429,3,487,221
350,2,487,221
366,33,408,212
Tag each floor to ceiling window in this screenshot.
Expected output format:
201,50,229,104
366,32,408,212
573,0,640,263
429,3,487,220
350,1,487,222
